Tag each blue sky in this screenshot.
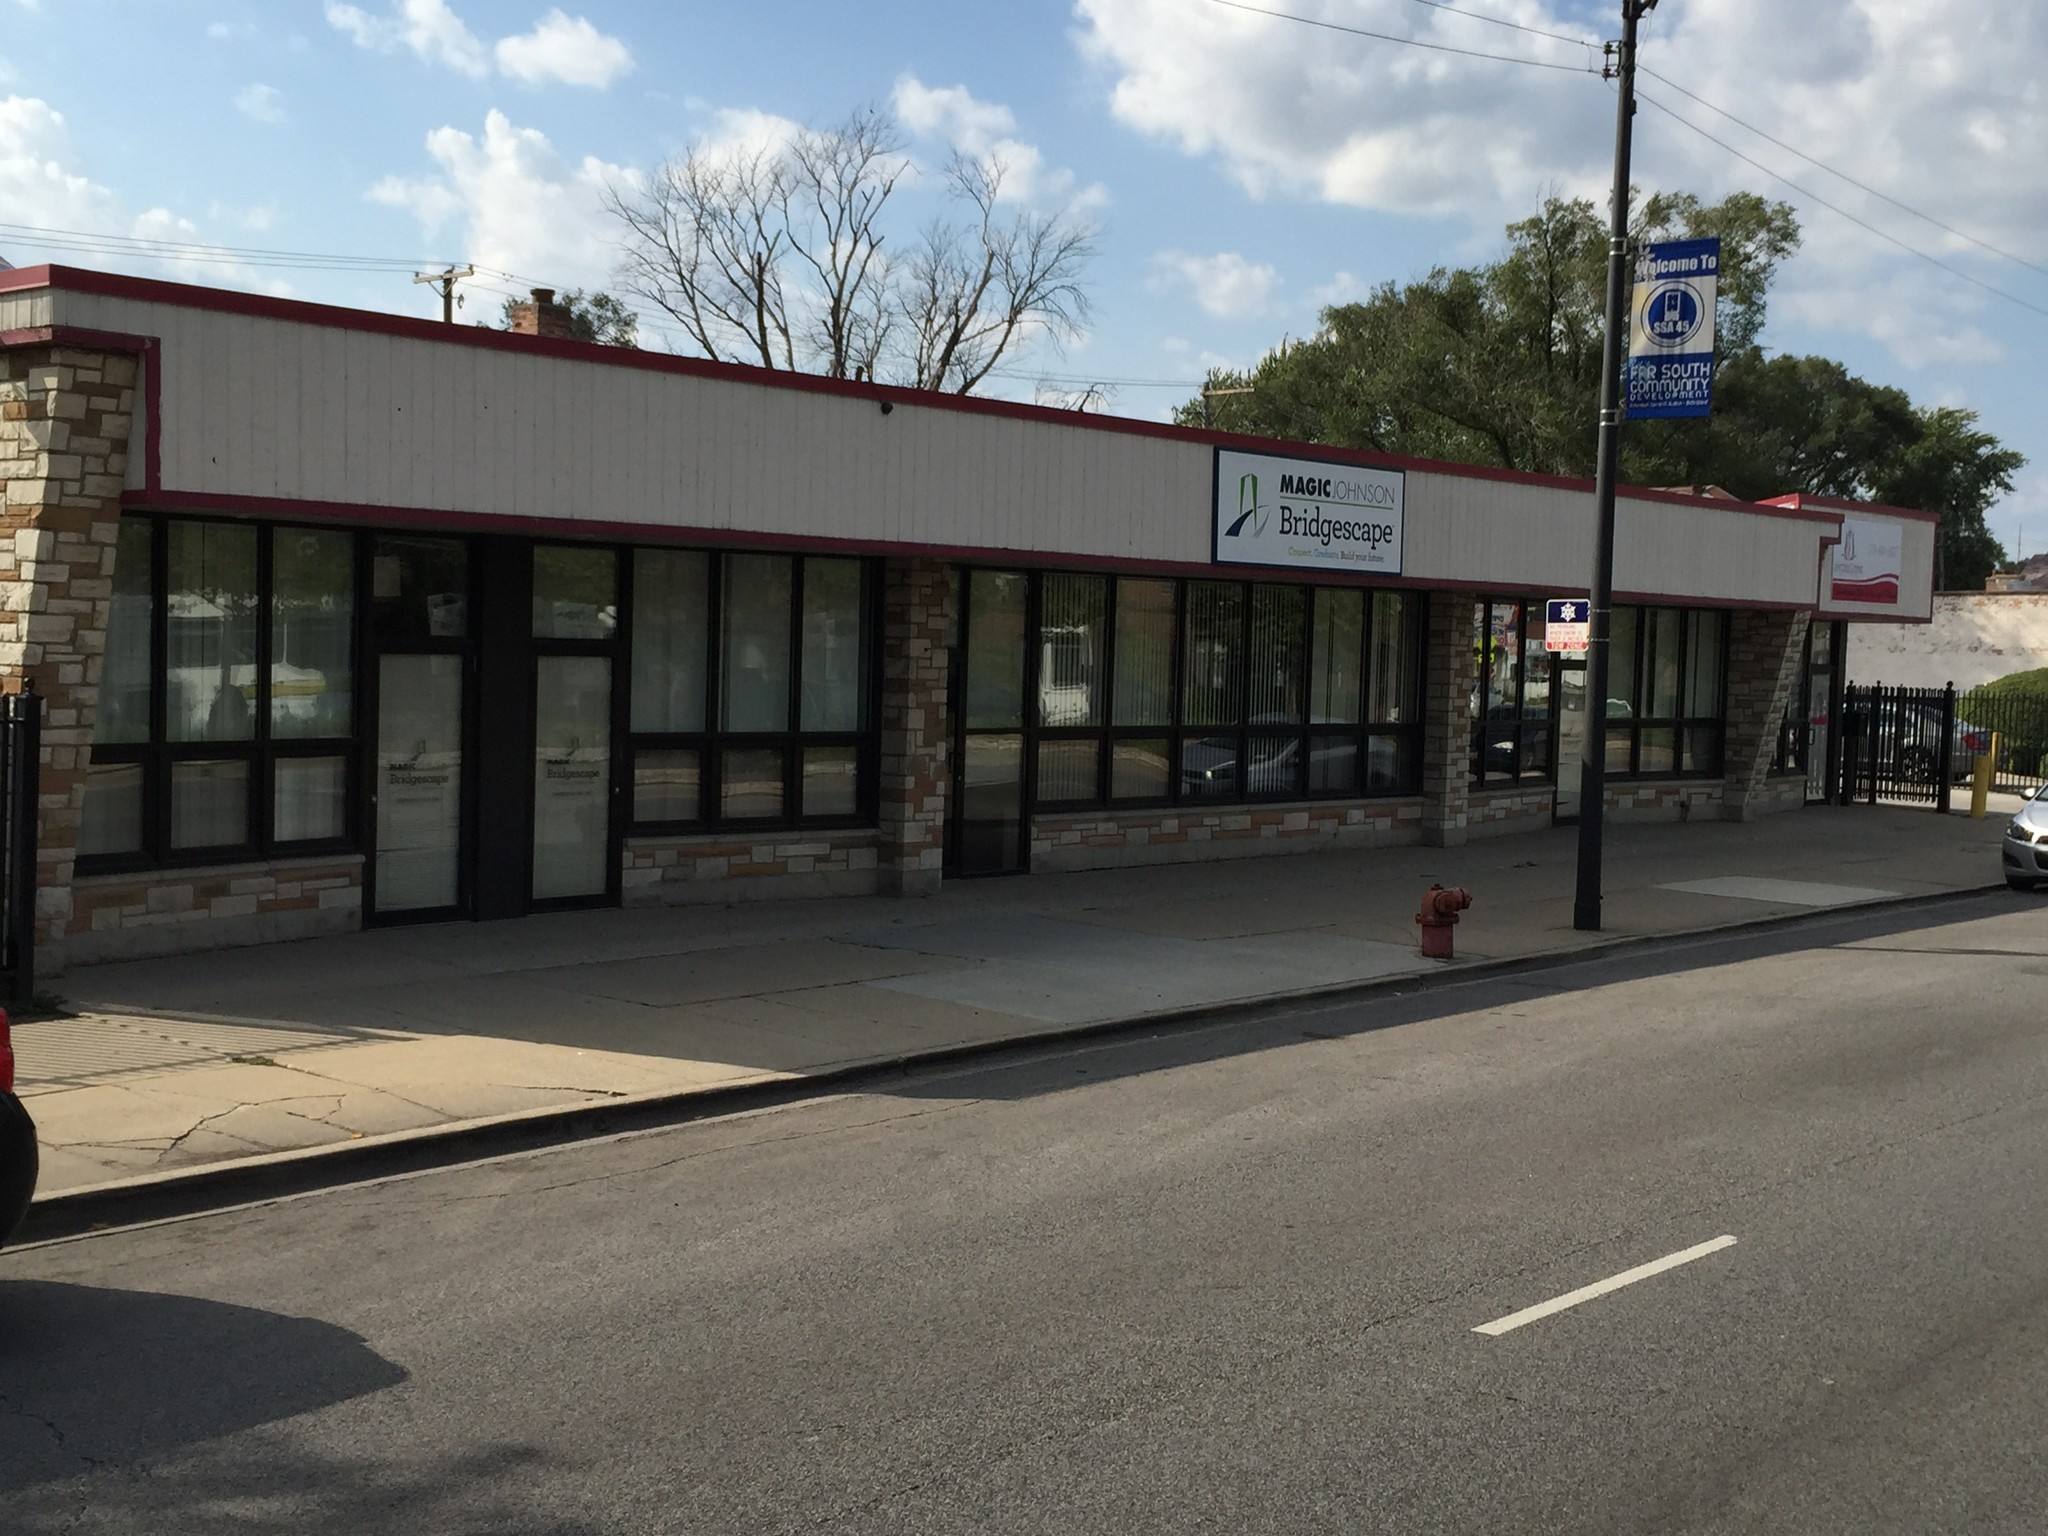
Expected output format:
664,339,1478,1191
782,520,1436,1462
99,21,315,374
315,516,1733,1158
6,0,2047,556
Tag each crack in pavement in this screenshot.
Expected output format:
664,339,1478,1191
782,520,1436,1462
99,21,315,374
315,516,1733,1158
0,1391,105,1475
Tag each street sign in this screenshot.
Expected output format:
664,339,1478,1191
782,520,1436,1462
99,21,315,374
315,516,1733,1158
1545,597,1590,653
1626,237,1719,420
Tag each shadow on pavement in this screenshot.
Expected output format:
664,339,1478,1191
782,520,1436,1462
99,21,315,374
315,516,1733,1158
885,889,2041,1104
0,1281,403,1488
0,1282,604,1533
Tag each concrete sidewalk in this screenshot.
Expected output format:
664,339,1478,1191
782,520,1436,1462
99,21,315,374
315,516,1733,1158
17,801,2030,1200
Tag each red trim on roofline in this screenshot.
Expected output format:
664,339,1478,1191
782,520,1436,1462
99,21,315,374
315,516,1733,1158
1762,492,1941,525
118,487,1825,609
3,264,1850,524
0,322,163,491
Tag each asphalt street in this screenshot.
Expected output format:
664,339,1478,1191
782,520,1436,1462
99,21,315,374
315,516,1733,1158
5,890,2047,1534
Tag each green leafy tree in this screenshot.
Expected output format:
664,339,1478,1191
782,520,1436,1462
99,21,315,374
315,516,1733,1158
1186,190,2021,588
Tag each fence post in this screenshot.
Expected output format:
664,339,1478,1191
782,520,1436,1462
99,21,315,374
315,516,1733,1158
5,687,40,1006
1937,682,1955,814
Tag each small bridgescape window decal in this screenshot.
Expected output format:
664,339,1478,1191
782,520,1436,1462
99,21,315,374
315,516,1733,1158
1212,447,1405,576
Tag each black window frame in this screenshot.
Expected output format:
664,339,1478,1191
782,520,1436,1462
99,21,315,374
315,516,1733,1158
1603,604,1729,779
79,512,364,876
623,549,883,835
1469,597,1556,789
962,569,1425,815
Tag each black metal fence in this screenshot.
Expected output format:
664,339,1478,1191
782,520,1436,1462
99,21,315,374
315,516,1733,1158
0,688,41,1006
1957,686,2048,795
1837,683,1960,809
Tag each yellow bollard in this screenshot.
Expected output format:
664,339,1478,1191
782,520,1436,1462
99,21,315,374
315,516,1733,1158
1970,730,2000,819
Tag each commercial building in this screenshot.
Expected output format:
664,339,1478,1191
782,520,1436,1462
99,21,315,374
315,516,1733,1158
0,267,1935,967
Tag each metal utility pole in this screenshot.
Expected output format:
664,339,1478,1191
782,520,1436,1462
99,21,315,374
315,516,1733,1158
1573,0,1657,933
413,264,475,323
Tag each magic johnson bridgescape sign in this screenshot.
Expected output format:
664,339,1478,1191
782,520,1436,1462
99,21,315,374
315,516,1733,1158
1212,447,1405,576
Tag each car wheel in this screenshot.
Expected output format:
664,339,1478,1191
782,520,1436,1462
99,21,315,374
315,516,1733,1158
1899,744,1936,783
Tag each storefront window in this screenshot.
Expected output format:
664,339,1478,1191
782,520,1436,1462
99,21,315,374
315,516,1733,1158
1112,579,1175,728
989,571,1422,813
273,528,355,740
79,516,362,870
532,546,616,641
630,549,709,733
628,550,877,830
1471,599,1552,787
722,554,794,732
800,559,865,731
166,521,258,745
1603,605,1727,776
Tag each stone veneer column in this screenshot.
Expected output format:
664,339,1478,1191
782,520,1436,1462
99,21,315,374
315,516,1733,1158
0,343,138,958
1719,608,1810,821
876,557,952,895
1420,591,1478,847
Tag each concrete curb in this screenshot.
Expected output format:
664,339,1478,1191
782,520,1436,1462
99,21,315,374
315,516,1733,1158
12,882,2013,1246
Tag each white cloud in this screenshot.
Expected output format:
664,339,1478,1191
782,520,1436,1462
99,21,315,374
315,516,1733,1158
234,83,284,123
369,109,631,291
0,95,283,291
325,0,489,78
207,20,255,39
1151,250,1279,318
1076,0,2048,372
496,9,633,88
1310,270,1370,307
892,75,1106,208
327,1,632,89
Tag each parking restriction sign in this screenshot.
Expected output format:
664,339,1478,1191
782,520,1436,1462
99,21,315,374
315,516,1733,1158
1545,598,1590,653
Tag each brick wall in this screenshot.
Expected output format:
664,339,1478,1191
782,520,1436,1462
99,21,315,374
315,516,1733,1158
66,856,363,965
1031,798,1425,872
1721,609,1810,820
1420,592,1479,846
877,557,951,895
1466,783,1554,840
0,343,139,964
622,830,882,904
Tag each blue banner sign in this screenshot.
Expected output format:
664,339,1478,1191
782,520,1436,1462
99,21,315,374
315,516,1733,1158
1626,237,1719,420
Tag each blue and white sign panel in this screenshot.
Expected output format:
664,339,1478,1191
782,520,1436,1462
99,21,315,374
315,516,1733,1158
1545,597,1590,654
1212,446,1404,575
1626,237,1720,420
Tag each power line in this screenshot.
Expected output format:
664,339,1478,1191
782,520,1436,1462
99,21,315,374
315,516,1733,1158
1200,0,1598,73
1387,0,1597,49
0,219,446,274
1637,92,2048,323
1639,66,2048,281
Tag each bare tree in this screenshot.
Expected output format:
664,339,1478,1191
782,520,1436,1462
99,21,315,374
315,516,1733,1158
901,154,1094,394
606,140,797,369
605,110,1096,394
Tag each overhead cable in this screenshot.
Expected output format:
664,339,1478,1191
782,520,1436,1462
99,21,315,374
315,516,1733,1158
1638,92,2048,323
1201,0,1598,73
1639,66,2048,282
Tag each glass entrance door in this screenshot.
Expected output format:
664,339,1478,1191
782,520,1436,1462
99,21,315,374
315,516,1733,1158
532,655,613,901
374,652,466,914
368,535,472,920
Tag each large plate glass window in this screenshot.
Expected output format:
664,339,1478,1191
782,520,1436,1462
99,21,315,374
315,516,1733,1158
78,515,361,870
625,548,877,832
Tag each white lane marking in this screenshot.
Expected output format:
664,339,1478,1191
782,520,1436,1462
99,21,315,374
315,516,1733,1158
1473,1235,1738,1337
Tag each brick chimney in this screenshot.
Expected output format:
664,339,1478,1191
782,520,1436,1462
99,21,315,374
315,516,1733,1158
507,287,575,340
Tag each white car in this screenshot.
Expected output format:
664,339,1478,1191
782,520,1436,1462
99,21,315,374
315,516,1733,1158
2002,783,2048,892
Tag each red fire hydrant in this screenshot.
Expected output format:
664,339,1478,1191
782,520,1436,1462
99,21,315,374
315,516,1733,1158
1415,883,1473,960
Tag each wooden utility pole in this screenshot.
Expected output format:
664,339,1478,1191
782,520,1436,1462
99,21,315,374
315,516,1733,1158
413,264,475,323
